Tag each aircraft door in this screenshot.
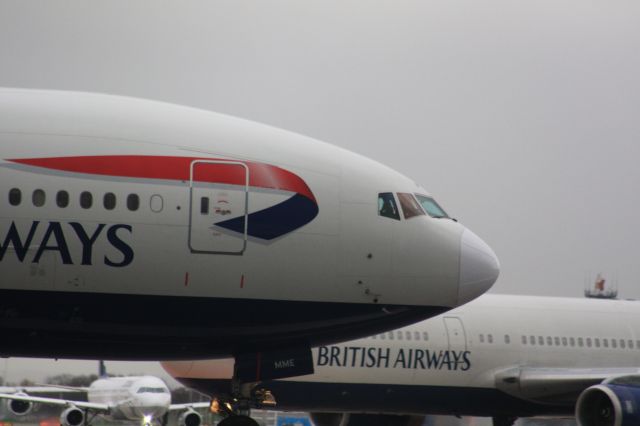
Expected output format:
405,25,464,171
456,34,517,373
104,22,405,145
189,160,249,255
443,316,467,352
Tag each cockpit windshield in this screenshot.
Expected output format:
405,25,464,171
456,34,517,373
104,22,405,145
414,194,449,219
396,193,426,219
136,387,167,393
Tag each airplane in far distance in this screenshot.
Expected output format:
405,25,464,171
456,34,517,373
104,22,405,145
0,361,209,426
164,293,640,426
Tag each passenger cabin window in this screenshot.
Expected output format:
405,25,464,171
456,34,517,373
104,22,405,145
504,335,511,344
104,193,116,210
397,193,425,219
405,331,412,340
9,188,21,206
414,194,450,219
33,189,45,207
522,336,527,345
150,194,164,212
378,193,400,220
80,191,93,209
127,194,140,211
414,331,421,341
488,334,493,344
57,190,69,208
422,332,429,341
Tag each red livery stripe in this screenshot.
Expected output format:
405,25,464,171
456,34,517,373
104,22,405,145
10,155,316,202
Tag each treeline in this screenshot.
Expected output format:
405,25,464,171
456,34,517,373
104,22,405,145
45,374,99,387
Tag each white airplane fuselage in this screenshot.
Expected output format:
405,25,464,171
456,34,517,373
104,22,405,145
88,376,171,421
0,88,499,360
165,294,640,420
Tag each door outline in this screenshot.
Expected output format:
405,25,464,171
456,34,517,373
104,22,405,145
443,316,467,351
188,160,249,255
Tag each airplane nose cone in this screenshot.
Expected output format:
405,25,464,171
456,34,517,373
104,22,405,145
458,228,500,304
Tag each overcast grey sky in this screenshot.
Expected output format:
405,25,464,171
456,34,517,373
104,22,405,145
1,1,639,380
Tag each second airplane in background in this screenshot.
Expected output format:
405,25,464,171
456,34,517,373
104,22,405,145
165,294,640,426
0,362,208,426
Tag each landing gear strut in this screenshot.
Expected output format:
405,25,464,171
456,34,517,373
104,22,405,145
215,379,277,426
215,346,312,426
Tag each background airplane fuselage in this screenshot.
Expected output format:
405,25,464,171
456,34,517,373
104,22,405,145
0,89,499,359
88,376,171,421
165,294,640,418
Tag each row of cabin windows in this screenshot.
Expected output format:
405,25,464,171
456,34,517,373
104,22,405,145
8,188,142,211
478,332,640,350
367,331,640,349
521,335,640,350
370,330,430,341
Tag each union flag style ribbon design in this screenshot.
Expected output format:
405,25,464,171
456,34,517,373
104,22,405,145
10,156,319,241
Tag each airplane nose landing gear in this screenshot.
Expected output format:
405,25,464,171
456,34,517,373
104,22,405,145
215,381,277,426
216,347,309,426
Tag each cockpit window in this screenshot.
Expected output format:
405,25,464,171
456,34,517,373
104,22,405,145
397,193,426,219
378,193,400,220
137,387,167,393
414,194,449,219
